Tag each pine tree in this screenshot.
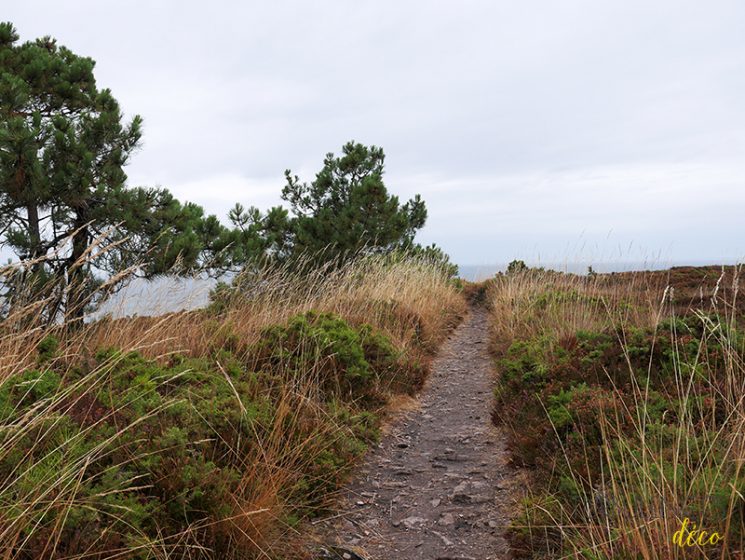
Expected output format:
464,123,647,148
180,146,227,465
0,23,235,322
281,141,428,265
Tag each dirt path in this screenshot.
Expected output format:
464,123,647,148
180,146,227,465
314,306,520,560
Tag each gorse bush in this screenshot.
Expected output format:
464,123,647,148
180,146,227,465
488,266,745,559
252,311,418,404
0,255,466,559
255,312,381,390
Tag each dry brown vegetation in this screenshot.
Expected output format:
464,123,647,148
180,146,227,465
0,255,465,559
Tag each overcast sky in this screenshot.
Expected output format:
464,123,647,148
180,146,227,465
6,1,745,266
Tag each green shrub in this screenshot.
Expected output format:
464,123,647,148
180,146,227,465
253,311,401,400
495,307,745,558
36,335,59,362
0,299,447,558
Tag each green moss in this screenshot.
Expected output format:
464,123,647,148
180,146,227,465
547,383,588,431
499,337,553,387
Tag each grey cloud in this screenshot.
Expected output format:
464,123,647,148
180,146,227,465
5,0,745,265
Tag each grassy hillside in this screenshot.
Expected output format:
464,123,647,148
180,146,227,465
487,265,744,559
0,256,465,559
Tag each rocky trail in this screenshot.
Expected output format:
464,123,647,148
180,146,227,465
313,306,522,560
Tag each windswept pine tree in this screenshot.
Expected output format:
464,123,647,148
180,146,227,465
281,141,428,263
0,22,237,322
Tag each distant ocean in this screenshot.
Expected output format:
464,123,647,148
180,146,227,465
457,259,742,281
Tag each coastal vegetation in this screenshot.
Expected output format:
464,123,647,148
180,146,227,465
4,17,742,560
0,255,464,558
487,265,744,559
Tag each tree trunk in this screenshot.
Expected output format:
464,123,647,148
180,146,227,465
65,211,89,325
26,203,42,261
13,204,45,322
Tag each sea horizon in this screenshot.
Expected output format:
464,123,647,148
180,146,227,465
457,258,743,281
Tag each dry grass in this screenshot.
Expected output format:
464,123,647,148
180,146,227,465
0,254,465,559
487,265,745,559
83,256,461,363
